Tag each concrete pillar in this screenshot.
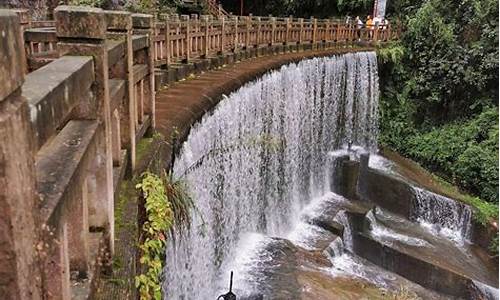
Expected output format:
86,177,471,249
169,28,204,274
285,16,291,45
201,15,210,57
165,16,172,65
255,17,261,47
111,109,122,166
270,17,276,46
104,11,135,170
233,16,239,52
245,16,251,48
298,18,304,45
181,15,191,62
220,16,226,54
132,13,155,131
311,17,317,46
67,180,90,275
0,9,43,299
55,5,115,254
42,223,71,300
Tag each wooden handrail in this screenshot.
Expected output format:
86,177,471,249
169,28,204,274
21,13,400,71
153,15,399,66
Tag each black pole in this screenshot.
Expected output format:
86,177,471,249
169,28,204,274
229,271,233,292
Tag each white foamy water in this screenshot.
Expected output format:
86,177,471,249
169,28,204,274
164,52,380,299
411,187,473,244
472,280,500,300
325,238,397,289
366,210,431,247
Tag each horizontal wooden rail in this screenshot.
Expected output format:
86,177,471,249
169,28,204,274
20,12,400,72
154,15,399,67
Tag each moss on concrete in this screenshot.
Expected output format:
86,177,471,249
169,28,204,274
135,137,154,163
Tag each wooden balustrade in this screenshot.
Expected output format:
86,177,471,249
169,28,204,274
152,14,398,68
19,12,399,72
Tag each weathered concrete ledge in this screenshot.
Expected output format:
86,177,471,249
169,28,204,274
335,155,499,269
345,212,496,298
23,56,94,151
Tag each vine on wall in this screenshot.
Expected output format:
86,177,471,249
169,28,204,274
135,171,194,299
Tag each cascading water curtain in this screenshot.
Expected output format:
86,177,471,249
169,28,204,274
164,52,380,299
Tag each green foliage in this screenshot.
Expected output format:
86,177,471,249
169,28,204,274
135,173,173,300
225,0,372,18
379,0,499,212
135,172,193,300
376,43,405,65
384,108,499,204
68,0,106,6
490,233,499,256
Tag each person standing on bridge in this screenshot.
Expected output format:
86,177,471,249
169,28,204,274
355,16,363,41
366,15,374,40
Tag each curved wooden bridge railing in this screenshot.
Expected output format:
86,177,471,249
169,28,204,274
153,15,397,67
22,12,399,72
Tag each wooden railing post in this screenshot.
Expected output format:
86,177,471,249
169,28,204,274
165,15,171,65
191,14,198,56
285,16,292,45
233,16,238,52
0,9,43,300
105,10,135,171
298,17,304,45
325,18,330,42
311,17,317,46
201,15,210,57
56,5,115,260
270,16,276,46
245,15,251,48
255,16,261,47
181,15,190,62
220,15,225,54
132,14,155,130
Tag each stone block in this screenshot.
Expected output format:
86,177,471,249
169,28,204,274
362,167,414,218
104,10,132,31
0,92,41,299
55,5,106,39
193,59,210,73
0,10,25,101
132,34,149,51
132,13,153,29
340,160,360,200
329,154,350,194
12,9,29,25
23,56,94,151
351,227,473,297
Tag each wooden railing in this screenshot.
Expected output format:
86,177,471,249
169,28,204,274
21,12,399,72
153,15,399,67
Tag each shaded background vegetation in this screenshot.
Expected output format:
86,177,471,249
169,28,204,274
378,0,498,205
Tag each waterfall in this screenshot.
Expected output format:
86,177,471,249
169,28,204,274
333,210,354,251
164,52,380,299
472,280,500,300
366,209,430,247
411,187,473,243
375,0,387,18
